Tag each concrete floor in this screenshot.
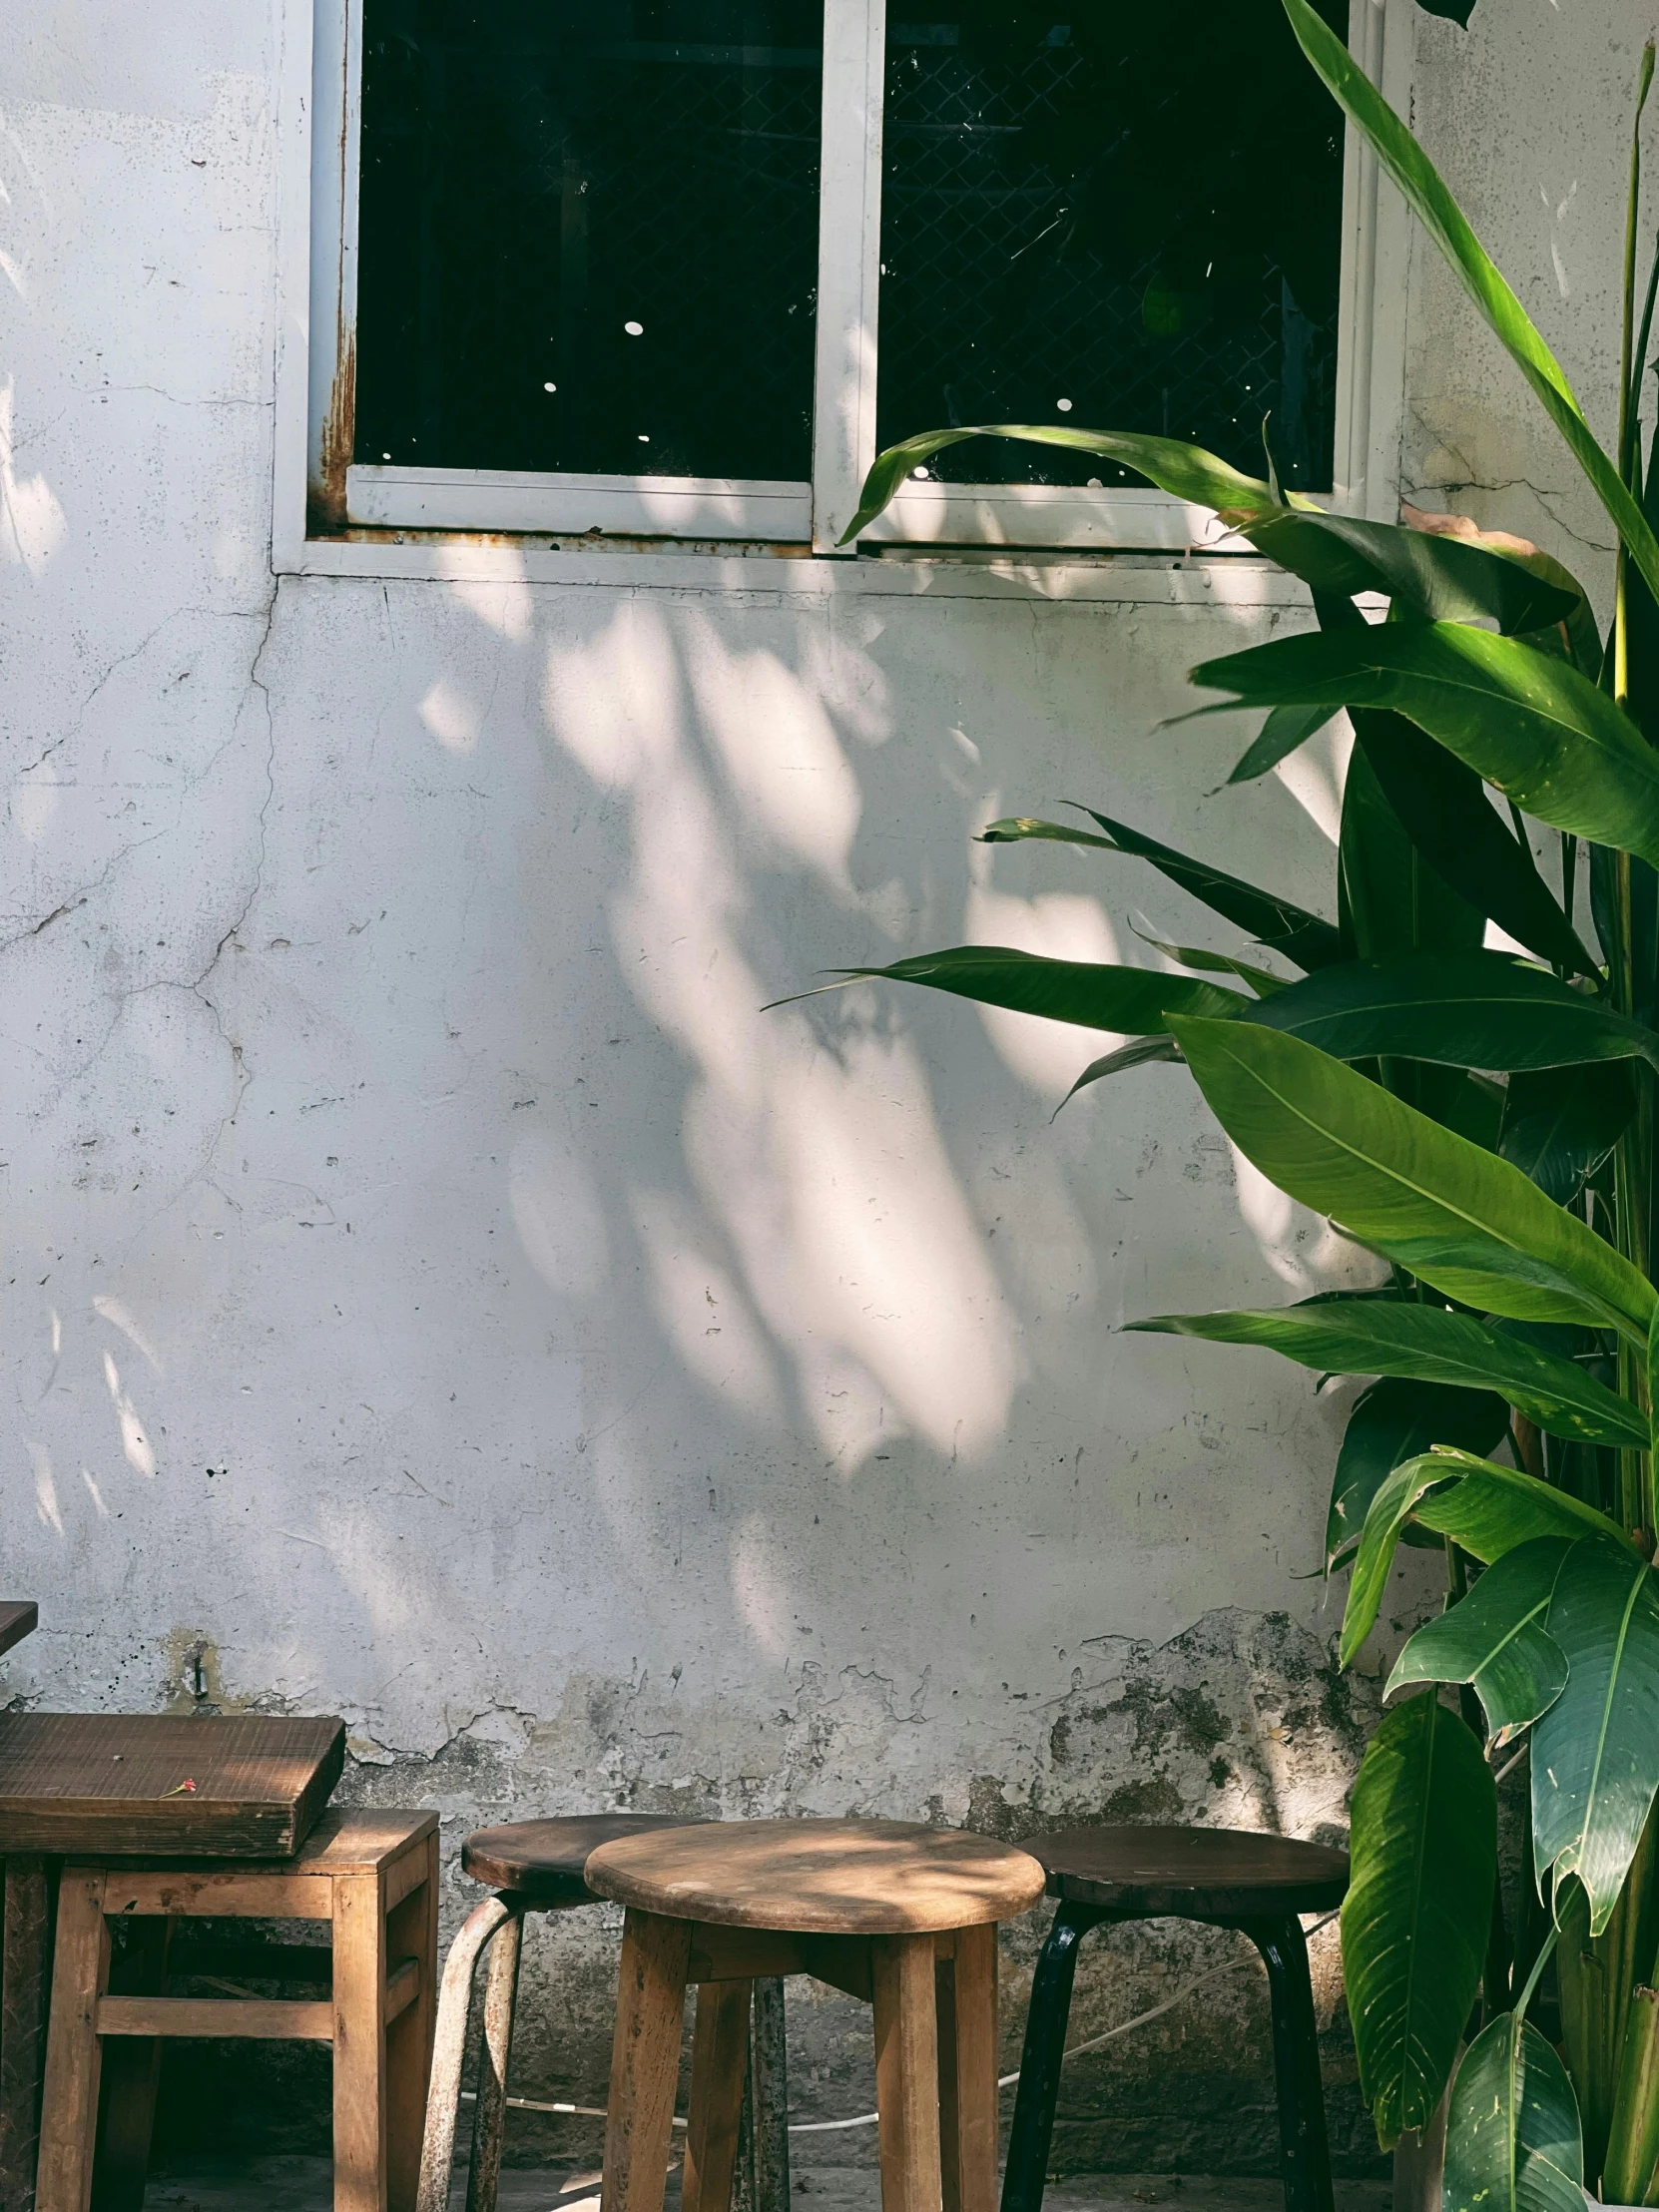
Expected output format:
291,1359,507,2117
140,2164,1396,2212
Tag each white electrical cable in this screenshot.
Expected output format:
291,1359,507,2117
466,1911,1342,2140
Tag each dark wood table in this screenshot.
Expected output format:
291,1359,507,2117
0,1619,345,2212
0,1610,38,1665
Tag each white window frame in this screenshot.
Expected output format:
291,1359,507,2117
275,0,1410,569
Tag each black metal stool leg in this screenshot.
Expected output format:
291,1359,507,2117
1000,1906,1098,2212
1241,1914,1335,2212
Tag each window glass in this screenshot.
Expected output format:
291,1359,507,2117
875,0,1349,493
355,1,825,482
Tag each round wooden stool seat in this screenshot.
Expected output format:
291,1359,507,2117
584,1815,1046,1934
1025,1823,1349,1919
462,1815,703,1907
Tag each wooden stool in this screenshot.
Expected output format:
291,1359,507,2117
0,1708,345,2212
417,1815,725,2212
584,1818,1047,2212
999,1827,1350,2212
33,1808,438,2212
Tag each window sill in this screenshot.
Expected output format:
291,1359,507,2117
274,525,1319,607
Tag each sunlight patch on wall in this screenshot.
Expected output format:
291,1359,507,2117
510,1127,610,1297
544,600,1024,1465
682,617,862,895
0,380,67,575
633,1190,786,1426
964,866,1121,1094
1269,714,1349,845
418,680,481,755
731,1513,793,1661
103,1351,156,1478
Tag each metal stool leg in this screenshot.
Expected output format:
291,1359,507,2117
1241,1914,1335,2212
415,1894,522,2212
999,1907,1098,2212
465,1904,525,2212
751,1978,790,2212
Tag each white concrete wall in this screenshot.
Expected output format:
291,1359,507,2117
0,0,1647,2166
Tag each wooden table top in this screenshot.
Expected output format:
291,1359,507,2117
463,1814,706,1901
1025,1825,1350,1918
0,1604,38,1659
0,1713,345,1858
584,1818,1047,1935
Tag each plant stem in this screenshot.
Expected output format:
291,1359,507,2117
1616,42,1654,713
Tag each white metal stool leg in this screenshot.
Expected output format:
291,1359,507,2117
416,1895,522,2212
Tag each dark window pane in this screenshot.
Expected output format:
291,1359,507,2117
355,1,824,481
876,1,1349,493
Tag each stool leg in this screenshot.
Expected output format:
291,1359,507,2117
682,1981,752,2212
1,1856,55,2212
332,1872,389,2212
938,1927,998,2212
34,1873,110,2212
1241,1915,1335,2212
998,1907,1094,2212
600,1910,691,2212
872,1933,944,2212
415,1897,520,2212
91,1915,172,2212
387,1836,440,2212
750,1979,790,2212
464,1904,524,2212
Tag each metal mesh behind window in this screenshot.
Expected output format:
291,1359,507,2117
876,0,1349,494
355,2,824,482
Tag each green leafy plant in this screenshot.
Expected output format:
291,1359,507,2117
789,4,1659,2200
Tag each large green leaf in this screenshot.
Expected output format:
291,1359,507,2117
1135,934,1289,996
1442,2011,1584,2212
1249,511,1580,633
1532,1539,1659,1934
1411,1454,1631,1562
978,811,1343,970
1327,1377,1510,1566
773,949,1245,1031
1338,739,1483,967
1227,703,1337,787
1281,0,1659,608
1243,952,1659,1072
1167,1015,1657,1340
1342,1451,1618,1665
1127,1302,1649,1450
1062,1036,1183,1100
836,420,1581,641
1500,1063,1635,1206
1386,1536,1571,1741
1344,1454,1467,1664
1350,710,1597,977
1189,623,1659,871
1342,1694,1496,2146
838,428,1282,546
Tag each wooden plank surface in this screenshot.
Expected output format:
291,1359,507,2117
0,1715,344,1857
586,1821,1046,1936
94,1994,335,2040
98,1872,333,1921
0,1606,38,1660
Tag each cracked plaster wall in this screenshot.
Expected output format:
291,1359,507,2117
0,0,1625,2173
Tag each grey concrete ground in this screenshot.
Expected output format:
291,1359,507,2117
140,2163,1395,2212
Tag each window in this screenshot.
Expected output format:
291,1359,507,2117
297,0,1408,556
